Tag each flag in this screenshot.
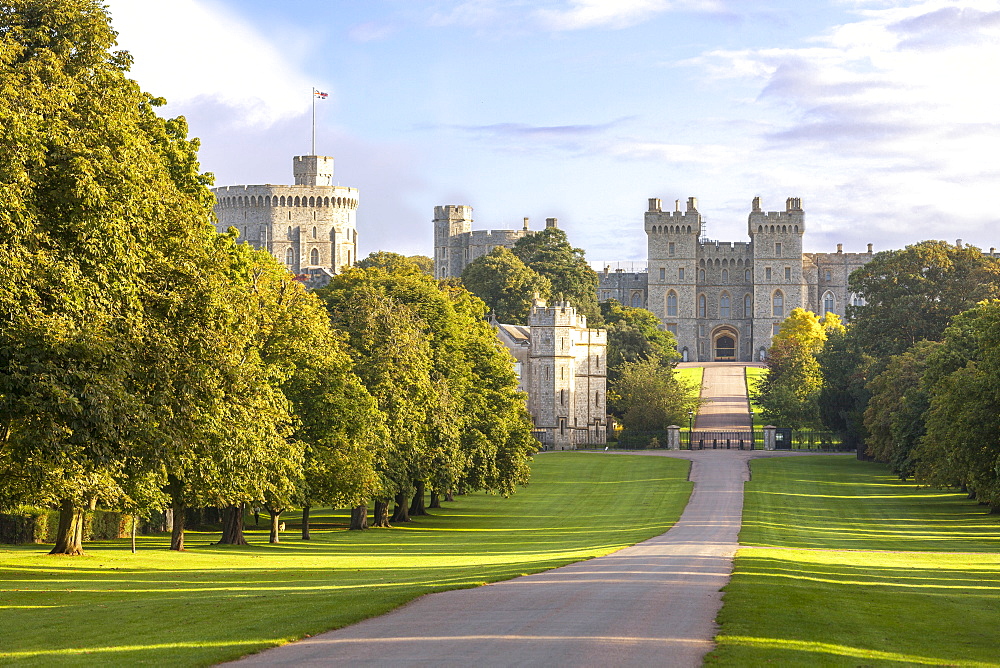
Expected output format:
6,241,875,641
314,90,329,99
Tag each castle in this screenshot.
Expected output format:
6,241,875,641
434,196,875,364
212,155,359,285
646,196,872,362
495,298,607,449
433,204,558,281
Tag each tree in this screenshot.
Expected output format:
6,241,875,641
612,358,699,433
754,309,830,429
600,300,679,388
461,247,551,324
848,240,1000,358
863,341,938,479
817,328,873,452
915,300,1000,510
511,228,602,325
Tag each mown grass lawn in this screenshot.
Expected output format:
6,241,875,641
0,453,691,666
708,456,1000,667
744,365,766,427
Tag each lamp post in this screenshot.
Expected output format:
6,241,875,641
688,409,694,442
749,409,755,450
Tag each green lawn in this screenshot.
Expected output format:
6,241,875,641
709,456,1000,667
745,365,766,427
676,365,705,394
0,453,691,666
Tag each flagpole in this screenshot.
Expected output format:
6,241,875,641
311,87,316,155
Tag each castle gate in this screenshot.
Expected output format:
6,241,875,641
711,326,739,362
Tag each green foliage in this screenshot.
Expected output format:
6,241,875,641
612,358,699,432
916,300,1000,509
863,340,938,479
600,300,679,388
848,240,1000,358
460,247,551,324
816,329,873,449
511,227,601,325
755,310,826,429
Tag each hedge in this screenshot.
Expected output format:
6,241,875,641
0,508,135,545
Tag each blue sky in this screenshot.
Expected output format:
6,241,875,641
106,0,1000,263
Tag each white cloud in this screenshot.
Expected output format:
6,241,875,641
105,0,318,128
535,0,724,31
684,0,1000,249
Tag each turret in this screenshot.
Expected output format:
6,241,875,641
293,155,334,186
433,205,474,280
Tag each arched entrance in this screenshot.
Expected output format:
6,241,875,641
712,327,739,361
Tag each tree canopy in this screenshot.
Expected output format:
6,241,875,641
461,247,551,324
511,228,601,325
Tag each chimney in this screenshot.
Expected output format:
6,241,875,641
546,217,558,229
837,243,843,253
648,198,661,212
523,217,529,231
867,243,873,253
956,239,963,248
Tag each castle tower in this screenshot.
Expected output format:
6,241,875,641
212,155,359,287
433,205,474,280
646,197,701,361
527,298,606,450
748,197,805,359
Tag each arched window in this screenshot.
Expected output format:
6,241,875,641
631,293,642,308
699,269,706,282
772,290,784,318
287,226,292,238
720,293,731,319
744,294,752,317
312,226,317,238
666,291,678,316
285,247,294,266
698,294,707,318
745,268,752,281
310,248,320,265
823,291,835,314
722,269,729,284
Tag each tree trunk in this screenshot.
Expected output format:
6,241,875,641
49,499,86,556
131,515,137,554
429,491,441,509
409,481,428,516
391,491,410,523
170,497,185,551
218,504,249,545
350,504,368,530
301,505,311,540
372,499,391,527
445,490,455,502
268,508,282,544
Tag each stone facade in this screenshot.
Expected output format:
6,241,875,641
434,205,559,280
212,156,359,286
495,298,607,450
598,268,648,309
646,196,872,362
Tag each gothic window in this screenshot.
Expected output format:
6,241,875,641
312,226,317,238
310,248,320,265
285,247,294,266
699,269,706,282
823,291,835,313
720,293,731,319
666,291,678,316
772,290,784,318
744,294,752,317
287,226,292,238
772,323,781,336
631,293,642,308
698,294,706,318
825,270,832,281
722,269,729,284
745,269,752,281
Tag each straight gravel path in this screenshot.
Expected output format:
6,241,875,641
233,364,807,667
233,450,811,667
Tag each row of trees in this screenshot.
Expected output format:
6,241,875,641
0,1,536,554
754,240,1000,510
